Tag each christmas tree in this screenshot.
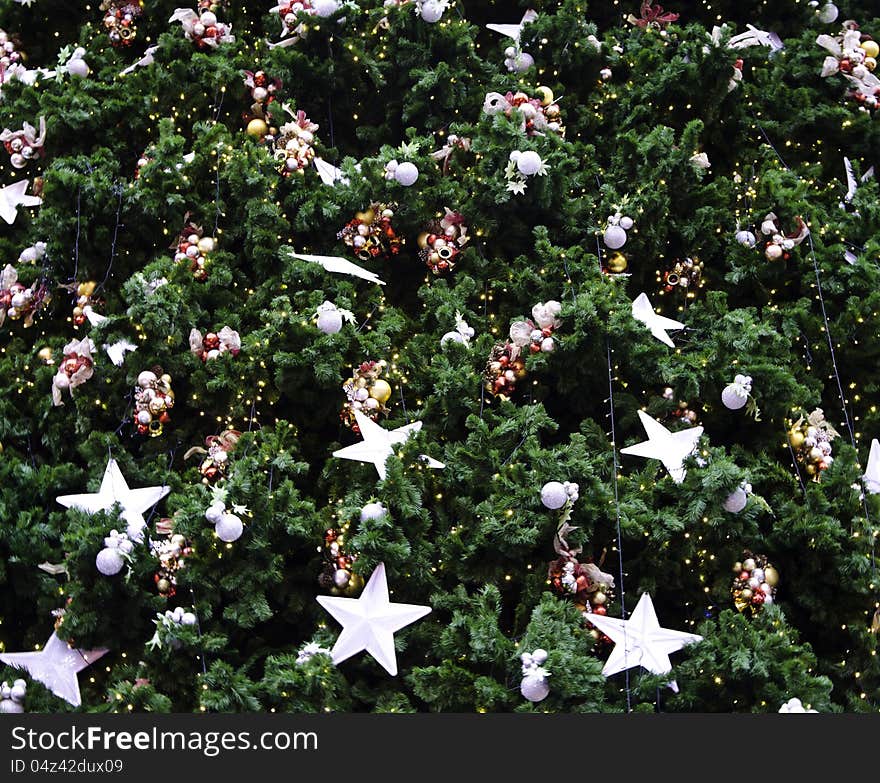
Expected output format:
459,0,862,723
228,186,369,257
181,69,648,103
0,0,877,714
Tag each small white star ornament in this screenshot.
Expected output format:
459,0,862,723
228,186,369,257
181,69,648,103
316,563,431,676
0,632,108,708
585,593,702,688
0,180,42,225
631,292,685,348
56,458,170,541
620,411,703,484
332,409,445,481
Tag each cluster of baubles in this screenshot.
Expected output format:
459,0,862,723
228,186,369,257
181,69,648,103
417,208,468,275
100,0,143,47
148,607,198,650
341,360,392,432
70,281,102,328
318,526,364,597
0,264,50,328
1,117,46,169
0,680,26,714
172,221,216,281
272,107,319,176
338,203,403,261
205,499,244,543
150,520,193,598
817,20,879,110
663,389,700,427
96,529,134,576
170,2,235,50
0,28,23,88
759,212,809,261
731,552,779,614
658,256,704,298
185,429,241,484
787,409,838,481
51,337,94,407
134,368,175,437
482,87,564,137
189,326,241,362
242,69,281,142
519,649,550,703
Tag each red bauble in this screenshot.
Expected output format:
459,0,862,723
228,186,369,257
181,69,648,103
593,605,607,615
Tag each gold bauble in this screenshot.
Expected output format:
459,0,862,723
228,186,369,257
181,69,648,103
77,281,97,298
37,346,54,364
740,588,753,600
197,237,215,254
156,578,172,595
369,379,392,404
763,566,780,587
808,447,823,462
355,208,375,224
733,561,743,573
592,591,607,606
246,118,269,137
805,463,817,476
344,573,365,596
743,558,756,572
535,85,554,106
864,56,877,72
788,430,805,449
607,252,627,273
417,231,431,250
860,40,880,59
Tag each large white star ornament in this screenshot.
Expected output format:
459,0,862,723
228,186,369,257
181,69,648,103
332,410,445,481
586,593,702,684
0,632,108,708
316,563,431,676
620,410,704,484
56,459,170,541
0,180,42,225
863,439,880,495
631,292,685,348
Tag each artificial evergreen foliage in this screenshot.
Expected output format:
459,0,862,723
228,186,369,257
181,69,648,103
0,0,878,713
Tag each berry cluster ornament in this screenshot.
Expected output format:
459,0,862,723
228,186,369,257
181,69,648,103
314,301,354,335
243,69,281,141
0,680,26,714
658,256,704,298
337,203,403,261
51,337,95,407
548,520,616,623
0,29,24,94
440,311,474,347
169,5,235,49
482,89,564,137
483,342,527,397
602,212,634,250
817,21,880,111
205,496,245,542
341,360,392,432
147,606,198,650
1,117,46,169
731,551,778,614
759,212,810,261
519,649,550,703
101,1,143,47
134,368,175,437
721,374,760,418
96,529,134,576
66,281,105,329
788,409,838,481
150,521,192,598
189,326,241,362
0,264,51,328
662,387,700,427
723,481,752,514
417,208,469,275
185,429,241,484
272,104,319,176
172,219,216,281
318,526,364,597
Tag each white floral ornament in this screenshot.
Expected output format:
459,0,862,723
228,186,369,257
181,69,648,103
52,337,95,406
0,116,46,169
509,300,562,354
189,326,241,361
779,697,818,713
520,648,551,703
690,152,711,170
440,311,474,347
147,606,197,650
817,22,880,110
296,642,333,664
18,241,46,265
169,7,235,49
721,374,760,419
505,150,548,194
0,679,27,714
760,212,809,261
96,529,134,576
315,300,355,335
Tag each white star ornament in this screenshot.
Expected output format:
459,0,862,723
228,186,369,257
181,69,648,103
620,410,703,484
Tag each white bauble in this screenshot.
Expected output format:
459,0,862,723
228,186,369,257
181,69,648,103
0,698,23,714
360,501,387,522
760,219,777,235
199,11,217,26
54,374,71,391
180,611,198,626
441,330,468,346
516,150,543,176
735,230,756,247
420,1,445,23
540,337,555,353
136,410,151,425
765,244,783,261
216,513,243,542
540,481,568,510
333,568,351,588
509,52,535,72
721,384,748,410
819,3,839,23
67,57,90,78
317,309,343,334
394,161,419,186
722,486,748,514
520,673,550,703
96,547,125,576
532,648,548,664
205,502,225,524
137,370,157,388
603,225,627,249
313,0,341,17
619,216,634,230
